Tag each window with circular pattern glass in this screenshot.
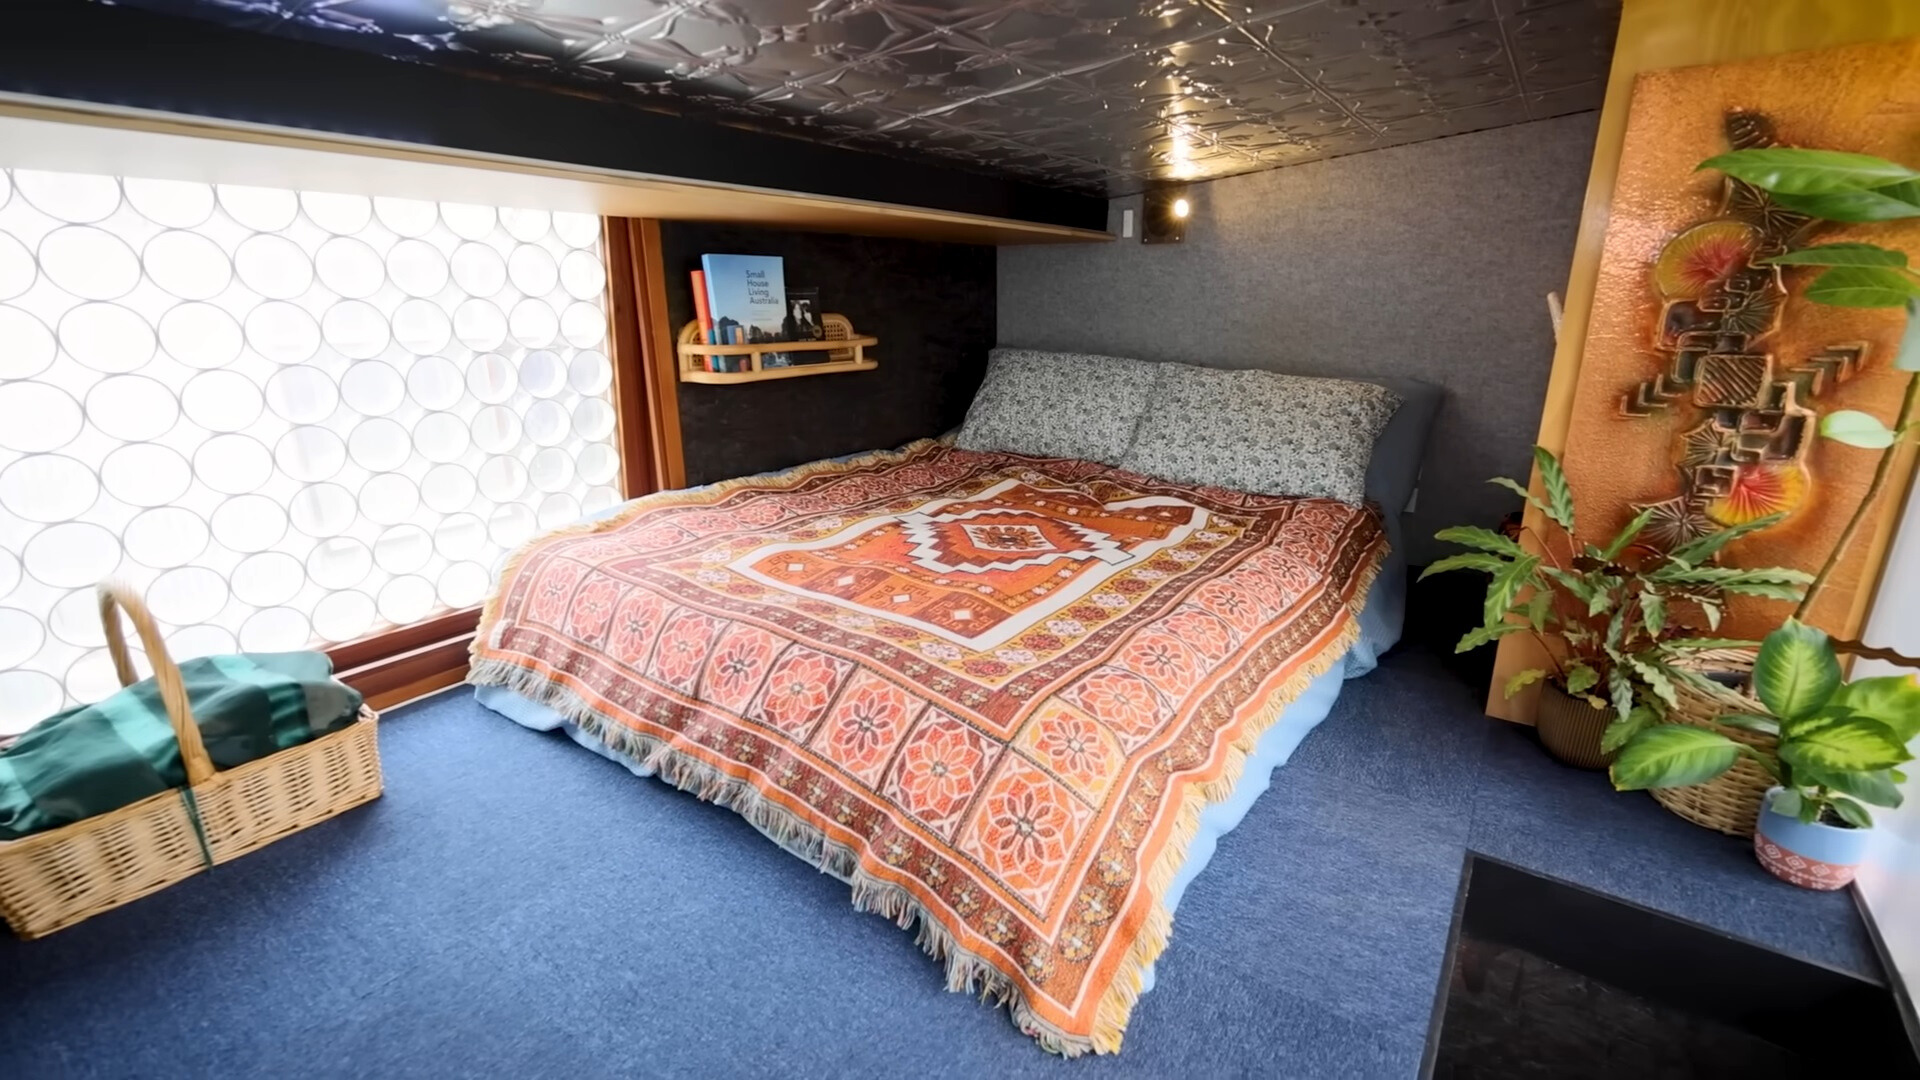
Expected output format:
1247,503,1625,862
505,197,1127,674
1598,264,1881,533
0,169,617,733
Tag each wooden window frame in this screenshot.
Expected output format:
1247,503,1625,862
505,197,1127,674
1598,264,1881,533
327,217,681,711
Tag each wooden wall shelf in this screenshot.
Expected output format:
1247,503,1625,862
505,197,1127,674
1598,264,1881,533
678,312,877,383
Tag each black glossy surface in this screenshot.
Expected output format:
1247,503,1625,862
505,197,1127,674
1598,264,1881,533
80,0,1620,194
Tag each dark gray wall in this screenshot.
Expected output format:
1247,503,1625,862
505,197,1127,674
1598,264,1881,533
662,224,995,486
997,113,1599,563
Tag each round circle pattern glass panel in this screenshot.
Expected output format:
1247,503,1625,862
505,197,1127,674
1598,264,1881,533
18,171,120,223
315,236,385,298
0,383,83,452
143,230,232,300
59,303,154,373
388,239,449,297
101,443,191,506
125,178,215,229
125,507,209,569
374,197,437,237
1,456,99,523
301,191,372,234
0,168,618,732
41,227,140,299
244,301,321,364
234,234,313,299
160,303,244,369
0,234,35,301
87,375,179,441
24,523,121,588
0,307,54,379
219,185,300,231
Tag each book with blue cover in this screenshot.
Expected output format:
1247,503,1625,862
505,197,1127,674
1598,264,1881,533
700,254,785,371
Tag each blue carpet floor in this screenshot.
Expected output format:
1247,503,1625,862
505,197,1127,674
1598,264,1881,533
0,645,1880,1079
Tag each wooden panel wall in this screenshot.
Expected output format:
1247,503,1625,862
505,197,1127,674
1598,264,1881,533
1488,0,1920,723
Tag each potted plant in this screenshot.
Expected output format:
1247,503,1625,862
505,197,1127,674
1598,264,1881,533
1422,447,1809,769
1609,620,1918,889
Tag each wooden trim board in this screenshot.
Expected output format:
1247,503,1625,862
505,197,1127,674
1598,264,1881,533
0,95,1112,247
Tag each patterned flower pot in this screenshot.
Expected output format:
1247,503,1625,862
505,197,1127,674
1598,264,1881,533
1753,787,1874,890
1535,682,1615,770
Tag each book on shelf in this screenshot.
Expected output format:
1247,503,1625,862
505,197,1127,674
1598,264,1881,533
701,254,784,374
779,287,825,365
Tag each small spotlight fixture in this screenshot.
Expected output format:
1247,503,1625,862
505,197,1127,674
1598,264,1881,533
1142,183,1192,244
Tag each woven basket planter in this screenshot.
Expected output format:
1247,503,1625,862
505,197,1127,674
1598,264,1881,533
1649,649,1775,837
0,583,383,939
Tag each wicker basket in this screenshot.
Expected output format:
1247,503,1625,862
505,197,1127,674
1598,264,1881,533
0,583,383,939
1649,648,1776,837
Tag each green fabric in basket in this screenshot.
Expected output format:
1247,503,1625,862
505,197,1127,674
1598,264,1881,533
0,652,362,841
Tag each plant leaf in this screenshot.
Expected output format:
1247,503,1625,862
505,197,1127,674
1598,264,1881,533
1716,713,1781,736
1532,446,1575,532
1700,600,1723,631
1779,713,1912,772
1487,476,1552,521
1434,525,1527,558
1753,620,1841,721
1770,186,1920,223
1597,507,1657,561
1602,704,1658,754
1830,674,1920,743
1455,622,1525,653
1418,552,1507,580
1661,637,1760,650
1719,581,1812,601
1628,656,1679,709
1700,148,1920,193
1761,242,1910,268
1641,591,1666,638
1608,664,1634,722
1484,555,1541,628
1524,589,1553,632
1504,668,1548,699
1806,266,1920,308
1820,409,1899,449
1609,725,1744,790
1647,565,1812,586
1897,299,1920,373
1771,788,1804,819
1806,765,1905,809
1830,796,1875,829
1564,662,1599,696
1666,514,1785,567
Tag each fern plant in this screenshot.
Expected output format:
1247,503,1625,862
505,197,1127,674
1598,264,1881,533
1422,447,1811,724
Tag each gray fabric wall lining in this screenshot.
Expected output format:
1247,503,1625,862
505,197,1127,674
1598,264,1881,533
996,112,1599,564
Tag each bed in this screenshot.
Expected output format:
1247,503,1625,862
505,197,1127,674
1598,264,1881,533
470,350,1440,1055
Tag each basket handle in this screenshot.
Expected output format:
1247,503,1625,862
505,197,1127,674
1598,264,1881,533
97,582,215,786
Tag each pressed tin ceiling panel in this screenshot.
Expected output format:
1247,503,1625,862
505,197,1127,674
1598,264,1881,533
92,0,1621,195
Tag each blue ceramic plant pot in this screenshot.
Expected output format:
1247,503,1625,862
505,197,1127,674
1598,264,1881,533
1753,786,1874,890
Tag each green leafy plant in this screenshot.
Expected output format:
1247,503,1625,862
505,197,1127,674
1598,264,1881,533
1421,447,1810,721
1698,147,1920,621
1610,620,1919,828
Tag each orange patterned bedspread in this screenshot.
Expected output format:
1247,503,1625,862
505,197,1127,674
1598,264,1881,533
471,439,1384,1054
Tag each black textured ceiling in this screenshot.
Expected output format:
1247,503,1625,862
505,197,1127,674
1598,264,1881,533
96,0,1620,195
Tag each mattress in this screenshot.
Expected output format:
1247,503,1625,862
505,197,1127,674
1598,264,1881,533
474,541,1403,995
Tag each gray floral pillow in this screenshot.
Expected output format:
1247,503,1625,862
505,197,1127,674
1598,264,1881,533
955,348,1160,464
1119,364,1401,504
